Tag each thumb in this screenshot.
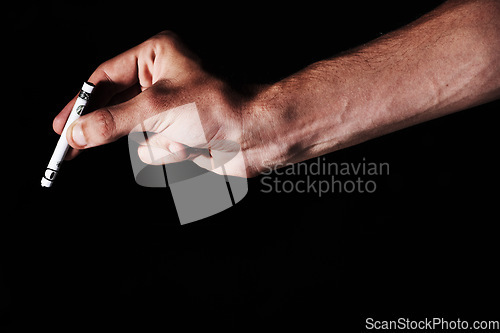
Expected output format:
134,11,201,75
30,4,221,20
66,87,163,149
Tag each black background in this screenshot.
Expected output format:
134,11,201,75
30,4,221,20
3,0,499,330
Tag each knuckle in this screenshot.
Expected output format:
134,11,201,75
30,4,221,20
92,109,116,143
146,30,179,50
155,30,179,43
95,61,113,79
143,30,201,81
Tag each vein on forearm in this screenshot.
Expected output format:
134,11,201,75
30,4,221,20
265,0,500,165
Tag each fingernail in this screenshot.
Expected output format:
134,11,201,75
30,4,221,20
71,122,87,147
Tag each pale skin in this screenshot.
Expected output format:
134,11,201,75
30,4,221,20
54,0,500,178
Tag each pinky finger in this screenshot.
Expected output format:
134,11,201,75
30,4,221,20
138,138,188,165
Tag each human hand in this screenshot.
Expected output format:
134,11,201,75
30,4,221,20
53,31,274,178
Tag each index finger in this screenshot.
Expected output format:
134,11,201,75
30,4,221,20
52,46,143,159
53,49,140,130
87,45,141,107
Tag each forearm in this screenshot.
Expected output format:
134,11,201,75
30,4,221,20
248,0,500,171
